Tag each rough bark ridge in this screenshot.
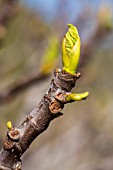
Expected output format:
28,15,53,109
0,68,80,170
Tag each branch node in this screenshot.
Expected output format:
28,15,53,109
4,136,14,150
54,92,66,103
8,129,20,141
49,100,64,114
54,69,80,91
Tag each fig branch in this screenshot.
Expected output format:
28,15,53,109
0,24,89,170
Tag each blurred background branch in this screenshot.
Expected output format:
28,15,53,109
0,35,59,104
0,71,49,104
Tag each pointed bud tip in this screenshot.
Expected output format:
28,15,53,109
67,23,78,35
82,92,89,99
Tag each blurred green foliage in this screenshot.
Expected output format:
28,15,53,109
40,35,60,74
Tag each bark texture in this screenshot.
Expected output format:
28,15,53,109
0,68,80,170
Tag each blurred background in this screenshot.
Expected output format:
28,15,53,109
0,0,113,169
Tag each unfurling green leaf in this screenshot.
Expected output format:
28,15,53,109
62,24,80,74
66,92,89,102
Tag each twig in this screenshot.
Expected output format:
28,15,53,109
0,69,80,169
0,24,89,169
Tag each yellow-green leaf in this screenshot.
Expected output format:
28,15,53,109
62,24,80,74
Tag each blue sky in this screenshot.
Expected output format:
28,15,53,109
22,0,113,22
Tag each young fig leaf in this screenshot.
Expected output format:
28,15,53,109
62,24,80,74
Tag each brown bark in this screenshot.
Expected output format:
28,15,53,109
0,68,80,170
